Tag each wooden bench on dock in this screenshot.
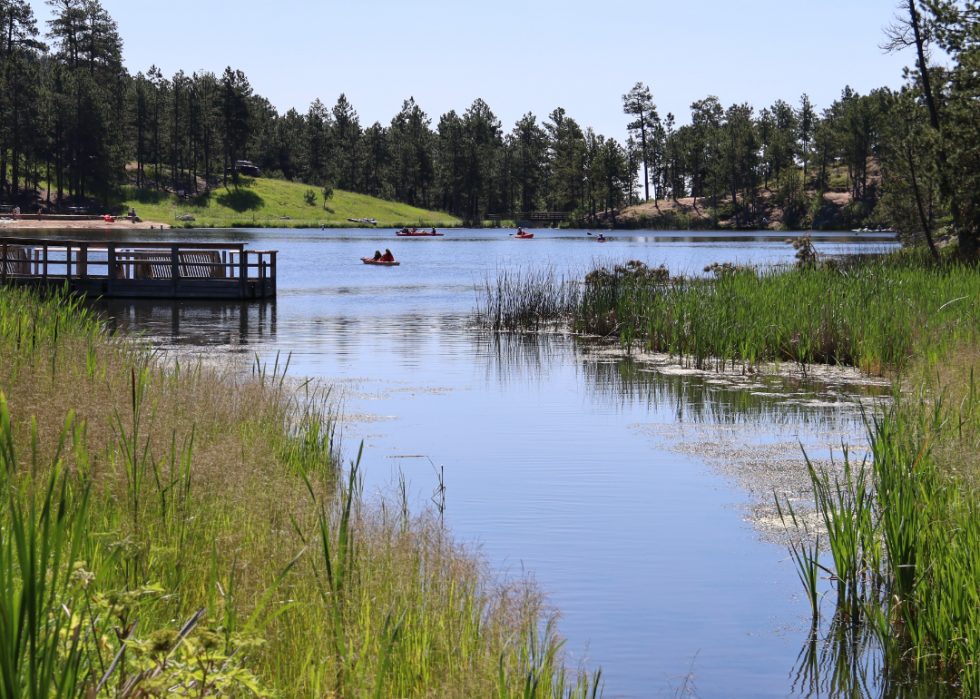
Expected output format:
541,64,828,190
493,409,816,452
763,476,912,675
0,237,276,300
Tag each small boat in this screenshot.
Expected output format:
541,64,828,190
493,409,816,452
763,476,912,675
396,231,443,236
102,215,115,223
349,218,378,225
362,257,400,266
514,233,534,239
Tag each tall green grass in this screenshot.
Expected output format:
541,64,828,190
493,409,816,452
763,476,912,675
0,286,600,698
478,267,581,331
780,357,980,694
576,249,980,374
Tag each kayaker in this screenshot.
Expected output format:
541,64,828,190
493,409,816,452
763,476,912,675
517,227,524,236
381,248,395,262
596,234,606,242
372,250,383,261
431,227,437,234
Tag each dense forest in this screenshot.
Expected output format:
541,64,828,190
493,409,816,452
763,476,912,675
1,0,979,248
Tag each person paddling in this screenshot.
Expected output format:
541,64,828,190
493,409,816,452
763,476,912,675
596,233,606,242
372,250,383,261
380,248,395,262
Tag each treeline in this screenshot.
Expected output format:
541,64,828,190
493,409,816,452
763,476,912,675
0,0,977,244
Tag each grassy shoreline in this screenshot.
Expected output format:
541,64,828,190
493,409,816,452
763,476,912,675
482,247,978,376
0,286,599,698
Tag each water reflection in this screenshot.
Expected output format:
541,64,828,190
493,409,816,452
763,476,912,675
476,331,886,430
95,298,277,348
790,621,954,699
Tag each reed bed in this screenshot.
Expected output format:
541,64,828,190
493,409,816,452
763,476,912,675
0,286,600,698
576,249,980,374
779,349,980,694
478,267,581,331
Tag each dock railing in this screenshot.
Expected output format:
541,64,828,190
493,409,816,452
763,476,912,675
0,238,277,299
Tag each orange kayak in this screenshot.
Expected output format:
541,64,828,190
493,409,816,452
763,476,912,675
514,233,534,239
362,258,400,266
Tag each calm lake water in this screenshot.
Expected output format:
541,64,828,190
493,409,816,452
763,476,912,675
44,227,900,698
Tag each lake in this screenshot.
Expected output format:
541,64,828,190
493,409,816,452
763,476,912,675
46,227,898,698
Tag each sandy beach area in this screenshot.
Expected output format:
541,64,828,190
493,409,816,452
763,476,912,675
0,219,171,231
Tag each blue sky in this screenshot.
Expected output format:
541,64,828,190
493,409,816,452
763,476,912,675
30,0,915,139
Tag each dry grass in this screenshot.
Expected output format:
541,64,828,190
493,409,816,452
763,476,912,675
901,344,980,485
0,287,599,698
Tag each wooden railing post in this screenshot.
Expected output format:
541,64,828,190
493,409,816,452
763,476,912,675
107,243,116,296
171,244,180,298
66,244,72,281
239,247,247,299
42,245,48,282
1,242,7,285
79,244,88,280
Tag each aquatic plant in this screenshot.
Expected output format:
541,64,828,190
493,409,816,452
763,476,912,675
576,247,980,374
478,266,581,331
783,348,980,694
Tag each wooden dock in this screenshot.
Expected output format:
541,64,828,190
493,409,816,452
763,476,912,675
0,237,276,300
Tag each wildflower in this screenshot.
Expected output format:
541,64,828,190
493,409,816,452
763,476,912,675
147,629,180,655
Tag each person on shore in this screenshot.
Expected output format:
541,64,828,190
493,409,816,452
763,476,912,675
12,206,20,218
380,248,395,262
372,250,383,261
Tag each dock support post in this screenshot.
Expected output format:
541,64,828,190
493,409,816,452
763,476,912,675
171,244,180,298
1,243,6,285
239,248,247,299
107,243,116,296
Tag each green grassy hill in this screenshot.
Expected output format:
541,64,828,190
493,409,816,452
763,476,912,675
116,177,461,228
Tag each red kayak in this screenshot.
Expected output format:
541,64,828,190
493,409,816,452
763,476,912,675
514,233,534,239
396,231,443,237
362,258,400,266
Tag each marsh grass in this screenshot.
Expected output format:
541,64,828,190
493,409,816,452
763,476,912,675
575,248,980,375
481,248,980,375
478,267,581,331
780,348,980,694
0,286,599,698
